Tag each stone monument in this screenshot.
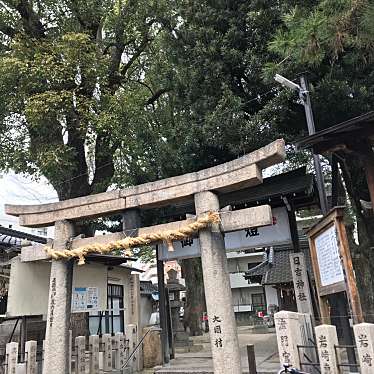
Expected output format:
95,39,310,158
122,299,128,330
166,269,191,349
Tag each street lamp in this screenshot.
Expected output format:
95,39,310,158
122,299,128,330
274,74,328,215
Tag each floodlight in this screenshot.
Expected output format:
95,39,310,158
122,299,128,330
274,74,301,91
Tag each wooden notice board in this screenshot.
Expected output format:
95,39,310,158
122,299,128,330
307,207,363,324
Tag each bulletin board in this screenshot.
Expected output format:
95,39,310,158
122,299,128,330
307,207,363,324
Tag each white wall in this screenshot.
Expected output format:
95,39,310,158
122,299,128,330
7,257,131,319
264,285,279,311
140,296,154,328
7,257,51,317
227,254,263,273
73,263,108,312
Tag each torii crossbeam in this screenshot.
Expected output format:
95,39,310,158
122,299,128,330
6,139,285,374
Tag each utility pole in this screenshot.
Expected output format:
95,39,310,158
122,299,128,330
299,75,328,215
275,73,328,215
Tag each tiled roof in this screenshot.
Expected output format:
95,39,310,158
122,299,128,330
140,281,158,295
0,225,47,250
221,167,315,209
245,237,314,285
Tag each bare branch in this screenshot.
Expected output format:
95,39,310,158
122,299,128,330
120,36,151,78
145,88,170,106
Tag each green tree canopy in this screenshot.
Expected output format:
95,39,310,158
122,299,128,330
267,0,374,321
0,0,175,200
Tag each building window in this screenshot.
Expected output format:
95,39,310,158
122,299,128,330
89,284,124,335
247,262,260,270
252,293,265,312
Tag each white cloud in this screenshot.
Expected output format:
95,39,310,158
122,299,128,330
0,172,57,228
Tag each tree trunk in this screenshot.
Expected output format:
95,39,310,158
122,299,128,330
181,258,205,336
339,153,374,323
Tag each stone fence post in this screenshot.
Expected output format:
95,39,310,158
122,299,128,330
354,322,374,374
89,335,100,374
102,334,113,372
125,324,138,371
6,342,18,374
114,332,126,369
25,340,37,374
75,336,86,374
315,325,340,374
275,311,304,368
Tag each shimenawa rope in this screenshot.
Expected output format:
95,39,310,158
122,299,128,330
44,211,220,266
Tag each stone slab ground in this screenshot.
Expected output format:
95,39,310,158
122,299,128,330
141,327,280,374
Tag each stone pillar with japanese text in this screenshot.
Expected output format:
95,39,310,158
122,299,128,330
354,323,374,373
194,191,242,374
43,220,75,374
275,311,304,368
129,273,142,371
315,325,340,374
289,253,314,317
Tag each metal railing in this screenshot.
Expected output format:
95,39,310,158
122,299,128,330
334,344,360,372
121,327,161,370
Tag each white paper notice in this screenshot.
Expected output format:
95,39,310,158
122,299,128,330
72,287,99,312
315,226,344,286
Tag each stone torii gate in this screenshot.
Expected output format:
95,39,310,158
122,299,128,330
6,139,285,374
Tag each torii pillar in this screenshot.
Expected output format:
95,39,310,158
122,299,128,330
43,220,75,374
195,191,242,374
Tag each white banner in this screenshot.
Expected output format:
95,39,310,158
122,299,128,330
159,207,291,261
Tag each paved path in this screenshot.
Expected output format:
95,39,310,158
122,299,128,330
146,326,281,373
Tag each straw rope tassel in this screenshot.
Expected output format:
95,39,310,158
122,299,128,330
44,211,220,265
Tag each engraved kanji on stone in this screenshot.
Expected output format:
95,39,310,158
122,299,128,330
321,350,330,361
296,280,305,289
318,335,328,348
363,353,373,366
280,336,289,347
214,325,222,334
323,362,331,372
282,351,291,361
358,334,369,348
215,338,223,348
212,316,222,323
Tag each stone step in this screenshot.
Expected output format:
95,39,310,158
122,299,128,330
174,344,204,354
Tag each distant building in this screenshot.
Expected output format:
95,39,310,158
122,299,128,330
227,250,265,324
0,212,51,239
244,237,314,313
223,167,318,323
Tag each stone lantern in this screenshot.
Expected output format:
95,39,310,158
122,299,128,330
166,269,190,348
